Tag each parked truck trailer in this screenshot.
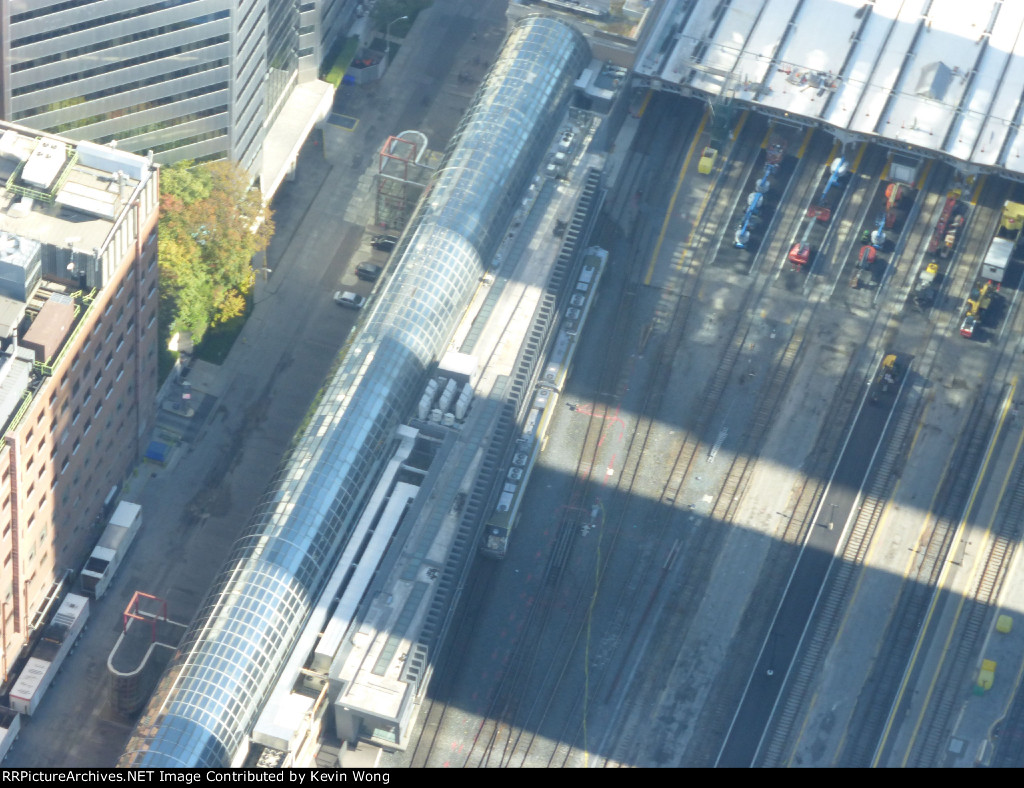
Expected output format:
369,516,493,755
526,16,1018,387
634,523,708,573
9,594,89,716
81,500,141,599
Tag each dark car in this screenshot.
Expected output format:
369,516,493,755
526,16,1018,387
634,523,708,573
371,234,398,252
355,263,384,281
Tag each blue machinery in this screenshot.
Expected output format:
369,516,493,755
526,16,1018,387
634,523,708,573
734,140,785,249
733,164,774,248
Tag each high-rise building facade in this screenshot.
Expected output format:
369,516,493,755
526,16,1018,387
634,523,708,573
0,120,159,683
0,0,346,189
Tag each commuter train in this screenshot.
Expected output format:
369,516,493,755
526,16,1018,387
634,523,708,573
480,247,608,559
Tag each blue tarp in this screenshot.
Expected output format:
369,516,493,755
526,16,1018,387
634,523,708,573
145,440,169,464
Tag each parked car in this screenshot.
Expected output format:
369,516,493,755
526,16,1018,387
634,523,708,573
355,262,384,281
333,291,366,309
371,234,398,252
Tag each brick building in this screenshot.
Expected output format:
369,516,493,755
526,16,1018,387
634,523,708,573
0,121,159,681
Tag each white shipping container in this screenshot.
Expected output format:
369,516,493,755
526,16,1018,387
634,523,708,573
9,658,52,716
0,709,20,762
9,593,90,715
81,500,141,598
981,237,1014,284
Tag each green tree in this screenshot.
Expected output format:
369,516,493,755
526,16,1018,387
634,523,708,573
158,160,273,345
160,162,213,205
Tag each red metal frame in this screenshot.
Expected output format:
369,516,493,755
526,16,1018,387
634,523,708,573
123,591,168,641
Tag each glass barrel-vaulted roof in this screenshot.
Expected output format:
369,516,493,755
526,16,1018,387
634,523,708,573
119,15,589,768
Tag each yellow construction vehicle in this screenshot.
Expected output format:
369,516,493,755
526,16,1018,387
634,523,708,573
960,280,995,338
871,354,901,403
878,354,899,391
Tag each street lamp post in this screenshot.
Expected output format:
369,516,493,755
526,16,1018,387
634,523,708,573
386,15,409,68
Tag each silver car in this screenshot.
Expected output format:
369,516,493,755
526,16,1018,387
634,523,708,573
333,291,365,309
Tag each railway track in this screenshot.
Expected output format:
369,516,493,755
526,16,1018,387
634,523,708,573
459,113,827,768
757,374,924,766
629,162,1021,770
899,193,1024,765
906,401,1023,767
600,127,952,768
750,172,965,763
689,158,955,769
405,94,712,768
772,406,937,766
596,136,870,767
406,100,1024,771
845,387,1000,767
748,178,1020,767
830,180,1023,767
462,109,773,768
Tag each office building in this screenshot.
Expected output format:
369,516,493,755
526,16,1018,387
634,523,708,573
0,120,159,682
0,0,342,195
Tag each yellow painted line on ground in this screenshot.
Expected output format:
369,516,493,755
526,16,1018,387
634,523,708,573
673,167,719,278
637,88,653,118
644,111,708,286
760,121,774,149
796,127,815,158
850,142,867,173
732,110,749,142
971,174,988,205
899,380,1021,767
826,140,840,165
916,158,934,189
875,381,1016,767
815,400,932,767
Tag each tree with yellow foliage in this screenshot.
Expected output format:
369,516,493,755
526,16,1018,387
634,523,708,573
158,161,273,345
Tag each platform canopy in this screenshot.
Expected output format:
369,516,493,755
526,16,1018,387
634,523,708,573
636,0,1024,178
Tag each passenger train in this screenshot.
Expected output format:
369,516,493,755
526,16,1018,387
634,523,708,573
481,247,607,559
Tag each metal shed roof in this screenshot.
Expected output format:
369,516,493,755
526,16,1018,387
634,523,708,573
637,0,1024,178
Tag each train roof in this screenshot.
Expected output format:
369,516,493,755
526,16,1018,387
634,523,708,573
638,0,1024,179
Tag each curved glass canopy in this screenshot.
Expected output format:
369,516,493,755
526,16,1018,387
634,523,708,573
119,15,589,767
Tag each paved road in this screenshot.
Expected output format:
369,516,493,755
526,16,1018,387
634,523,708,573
6,0,509,768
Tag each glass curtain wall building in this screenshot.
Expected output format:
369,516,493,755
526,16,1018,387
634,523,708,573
0,0,332,174
119,15,589,768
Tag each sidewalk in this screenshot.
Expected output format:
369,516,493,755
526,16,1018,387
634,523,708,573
5,0,511,768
